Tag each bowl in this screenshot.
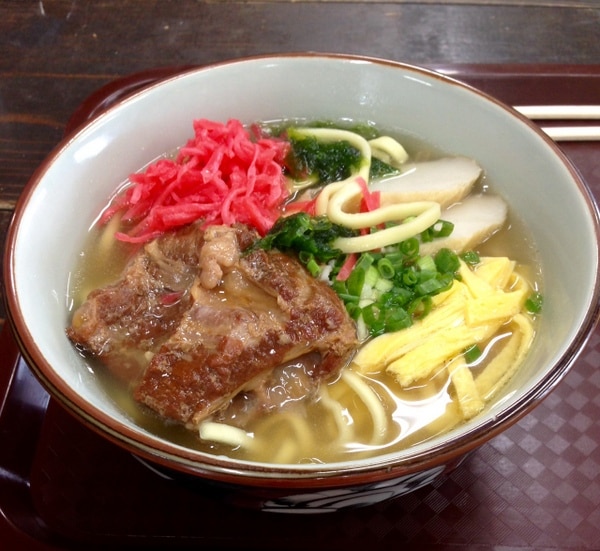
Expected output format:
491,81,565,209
4,54,600,513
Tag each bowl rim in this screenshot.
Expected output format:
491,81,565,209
4,52,600,486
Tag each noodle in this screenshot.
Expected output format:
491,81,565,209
341,370,388,444
367,136,409,167
300,127,441,254
254,412,315,464
330,200,441,254
318,384,354,444
199,421,255,449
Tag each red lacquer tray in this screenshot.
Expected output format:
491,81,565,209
1,64,600,550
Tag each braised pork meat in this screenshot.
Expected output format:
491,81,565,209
67,223,205,382
67,224,357,430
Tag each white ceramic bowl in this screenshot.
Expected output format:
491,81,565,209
4,54,600,512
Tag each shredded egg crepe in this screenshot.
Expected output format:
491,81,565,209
352,257,535,420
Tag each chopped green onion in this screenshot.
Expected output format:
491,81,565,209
338,293,360,304
415,276,446,296
361,304,383,335
298,251,321,277
374,278,394,293
298,250,311,263
384,252,408,272
345,302,362,320
384,308,413,332
364,265,380,288
420,220,454,242
354,252,375,273
377,257,395,279
408,296,433,318
331,279,347,295
434,248,460,274
525,292,543,314
402,270,418,286
431,220,454,237
306,258,321,277
461,250,480,267
347,265,367,297
400,238,419,258
464,344,482,363
416,254,436,273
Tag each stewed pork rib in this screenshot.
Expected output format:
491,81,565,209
66,223,205,383
67,223,357,430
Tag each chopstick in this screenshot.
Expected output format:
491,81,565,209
537,126,600,142
513,105,600,141
514,105,600,120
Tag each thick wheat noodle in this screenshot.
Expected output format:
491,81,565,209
341,370,388,444
314,176,441,253
292,127,372,176
314,180,345,216
271,438,299,464
298,127,441,253
199,421,255,449
332,201,441,253
368,135,409,166
250,411,316,463
272,412,316,463
319,384,354,444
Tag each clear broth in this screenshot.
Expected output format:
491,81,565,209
68,125,541,464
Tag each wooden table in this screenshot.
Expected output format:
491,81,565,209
1,2,600,549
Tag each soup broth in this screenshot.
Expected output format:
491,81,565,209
67,122,541,464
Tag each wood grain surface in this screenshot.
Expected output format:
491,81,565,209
2,1,599,203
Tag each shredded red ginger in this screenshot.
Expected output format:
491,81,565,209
100,119,291,243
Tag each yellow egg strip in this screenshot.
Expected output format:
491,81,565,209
386,319,503,387
354,259,535,413
447,355,485,420
475,313,535,400
352,282,468,373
